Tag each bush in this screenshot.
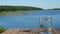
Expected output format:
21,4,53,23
40,24,44,28
0,26,6,33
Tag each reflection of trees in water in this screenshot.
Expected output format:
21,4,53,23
0,11,36,16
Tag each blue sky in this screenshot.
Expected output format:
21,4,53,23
0,0,60,9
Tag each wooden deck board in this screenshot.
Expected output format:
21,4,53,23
1,28,60,34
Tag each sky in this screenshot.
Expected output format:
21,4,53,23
0,0,60,9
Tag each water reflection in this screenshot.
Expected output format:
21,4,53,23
40,32,52,34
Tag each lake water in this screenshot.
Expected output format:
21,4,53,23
0,10,60,29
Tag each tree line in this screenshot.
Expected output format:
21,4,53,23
0,6,43,13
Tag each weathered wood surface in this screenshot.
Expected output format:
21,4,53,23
1,28,60,34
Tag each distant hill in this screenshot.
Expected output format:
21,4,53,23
48,8,60,10
0,6,43,11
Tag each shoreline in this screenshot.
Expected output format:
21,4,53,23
1,28,60,34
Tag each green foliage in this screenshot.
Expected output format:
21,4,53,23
0,6,43,12
40,24,44,28
0,26,6,33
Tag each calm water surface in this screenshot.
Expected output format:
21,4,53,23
0,10,60,29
